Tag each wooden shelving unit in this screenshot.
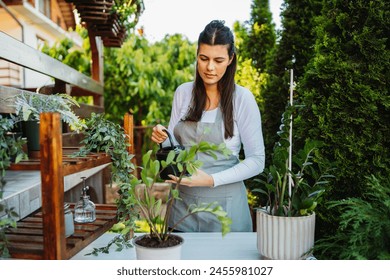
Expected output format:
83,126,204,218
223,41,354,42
9,148,111,176
5,204,117,260
4,113,117,259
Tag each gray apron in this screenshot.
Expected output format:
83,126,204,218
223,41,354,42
170,108,253,232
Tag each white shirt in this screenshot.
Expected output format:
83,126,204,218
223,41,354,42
167,82,265,187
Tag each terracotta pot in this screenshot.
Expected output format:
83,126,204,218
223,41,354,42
133,234,184,260
256,208,315,260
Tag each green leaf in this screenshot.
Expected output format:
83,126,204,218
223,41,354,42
252,187,269,196
150,160,160,177
171,188,179,199
166,150,175,165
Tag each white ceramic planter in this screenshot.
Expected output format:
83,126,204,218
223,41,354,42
133,234,184,260
256,209,315,260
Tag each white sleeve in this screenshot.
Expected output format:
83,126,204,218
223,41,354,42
168,87,184,132
211,89,265,187
161,83,191,146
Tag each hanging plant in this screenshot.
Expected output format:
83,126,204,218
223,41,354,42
0,115,28,257
112,0,144,32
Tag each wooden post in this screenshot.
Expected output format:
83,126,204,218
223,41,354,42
123,113,136,238
88,30,104,107
40,112,65,259
124,113,137,168
124,113,135,155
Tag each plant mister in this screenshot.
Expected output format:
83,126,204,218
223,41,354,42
74,177,96,223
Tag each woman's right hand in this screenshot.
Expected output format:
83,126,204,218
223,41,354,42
151,124,168,144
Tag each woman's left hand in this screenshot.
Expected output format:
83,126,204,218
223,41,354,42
166,169,214,188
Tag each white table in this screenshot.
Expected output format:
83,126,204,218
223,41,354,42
71,232,261,260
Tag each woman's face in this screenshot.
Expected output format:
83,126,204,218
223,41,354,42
197,43,233,88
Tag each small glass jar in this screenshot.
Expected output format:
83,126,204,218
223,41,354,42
64,203,74,237
74,177,96,223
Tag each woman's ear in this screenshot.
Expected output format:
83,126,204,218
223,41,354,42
228,53,235,65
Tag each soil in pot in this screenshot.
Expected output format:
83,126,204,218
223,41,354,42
135,234,183,248
134,234,184,260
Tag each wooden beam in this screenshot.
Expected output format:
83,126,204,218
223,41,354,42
88,30,104,106
0,31,103,96
0,85,104,116
124,112,137,171
0,85,21,113
73,103,105,119
124,113,135,155
39,112,65,259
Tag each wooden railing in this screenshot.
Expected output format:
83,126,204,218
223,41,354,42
0,30,104,115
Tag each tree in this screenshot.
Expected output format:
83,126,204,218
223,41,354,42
296,0,390,198
261,0,323,162
295,0,390,258
234,21,268,113
238,0,276,73
103,33,196,127
40,26,91,77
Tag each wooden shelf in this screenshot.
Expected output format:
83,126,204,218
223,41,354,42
9,147,112,176
5,204,117,260
2,112,135,259
3,113,120,259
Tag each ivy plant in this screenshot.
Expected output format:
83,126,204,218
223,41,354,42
0,115,28,257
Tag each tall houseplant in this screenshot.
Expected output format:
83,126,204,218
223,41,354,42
253,104,334,259
116,141,232,259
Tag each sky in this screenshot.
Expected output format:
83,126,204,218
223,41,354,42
135,0,283,42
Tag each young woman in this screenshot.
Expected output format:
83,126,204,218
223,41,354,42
151,20,265,232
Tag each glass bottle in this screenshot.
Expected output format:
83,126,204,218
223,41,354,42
74,177,96,223
64,203,74,237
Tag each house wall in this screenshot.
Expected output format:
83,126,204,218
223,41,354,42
51,0,68,31
0,0,80,89
0,10,23,86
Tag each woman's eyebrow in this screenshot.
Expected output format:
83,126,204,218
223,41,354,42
198,54,226,60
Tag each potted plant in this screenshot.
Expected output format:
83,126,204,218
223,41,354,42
72,112,136,229
252,105,334,260
74,112,135,184
113,141,233,260
0,115,28,257
11,92,86,157
79,121,232,260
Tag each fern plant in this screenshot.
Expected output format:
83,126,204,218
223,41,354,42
315,175,390,259
13,92,86,133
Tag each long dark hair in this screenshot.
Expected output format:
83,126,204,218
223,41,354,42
184,20,237,139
